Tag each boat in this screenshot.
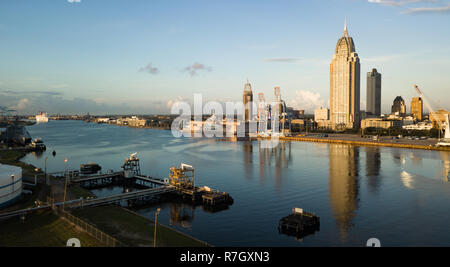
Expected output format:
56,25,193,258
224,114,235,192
35,112,49,123
29,138,46,150
80,162,102,176
437,114,450,147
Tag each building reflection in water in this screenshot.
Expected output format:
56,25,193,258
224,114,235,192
255,141,292,191
169,202,195,229
392,149,406,167
440,151,450,182
365,147,381,193
240,140,293,190
242,142,254,181
329,144,360,240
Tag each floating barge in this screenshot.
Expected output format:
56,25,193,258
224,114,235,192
278,208,320,239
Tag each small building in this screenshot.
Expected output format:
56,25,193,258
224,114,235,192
314,107,329,122
402,122,433,130
361,118,402,129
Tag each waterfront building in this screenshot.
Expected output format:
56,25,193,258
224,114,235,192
430,109,450,129
391,96,406,116
243,80,253,122
402,122,433,130
314,107,330,121
330,22,361,129
366,69,381,116
361,118,402,129
411,97,423,122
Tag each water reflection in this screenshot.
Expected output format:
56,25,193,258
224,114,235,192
392,150,406,166
440,151,450,182
169,202,195,229
255,141,292,191
243,142,253,181
401,171,414,190
329,144,359,240
365,147,381,193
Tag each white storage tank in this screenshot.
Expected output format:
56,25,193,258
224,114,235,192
0,164,22,209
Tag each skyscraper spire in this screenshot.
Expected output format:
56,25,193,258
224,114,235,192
343,18,349,37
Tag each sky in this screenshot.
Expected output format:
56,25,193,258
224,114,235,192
0,0,449,115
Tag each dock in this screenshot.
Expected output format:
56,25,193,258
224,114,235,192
278,208,320,239
0,154,234,220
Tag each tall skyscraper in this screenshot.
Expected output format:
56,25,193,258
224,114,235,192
366,69,381,116
330,22,361,129
391,96,406,116
411,97,423,121
243,80,253,122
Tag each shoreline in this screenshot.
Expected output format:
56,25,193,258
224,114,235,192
279,136,450,152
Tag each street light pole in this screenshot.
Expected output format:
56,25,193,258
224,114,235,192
154,208,161,248
44,156,48,185
62,158,69,211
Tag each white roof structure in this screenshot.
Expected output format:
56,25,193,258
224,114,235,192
0,164,22,188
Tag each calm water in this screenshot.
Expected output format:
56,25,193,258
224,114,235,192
23,120,450,246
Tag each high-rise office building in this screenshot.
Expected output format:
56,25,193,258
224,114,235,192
411,97,423,121
330,22,360,129
391,96,406,116
243,80,253,122
366,69,381,116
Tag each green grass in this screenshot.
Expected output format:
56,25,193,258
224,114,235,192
0,210,103,247
69,184,96,199
72,205,210,247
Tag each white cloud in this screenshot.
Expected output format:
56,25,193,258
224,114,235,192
368,0,438,6
14,98,30,110
264,58,300,63
287,90,326,113
167,96,184,109
403,4,450,13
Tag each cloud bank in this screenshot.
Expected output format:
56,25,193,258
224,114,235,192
287,90,326,114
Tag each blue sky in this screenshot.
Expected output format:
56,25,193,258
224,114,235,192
0,0,449,114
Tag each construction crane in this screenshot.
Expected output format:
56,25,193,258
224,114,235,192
257,93,269,136
414,84,435,115
273,87,292,136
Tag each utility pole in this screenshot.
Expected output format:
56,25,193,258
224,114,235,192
62,158,69,211
44,156,48,185
154,208,161,247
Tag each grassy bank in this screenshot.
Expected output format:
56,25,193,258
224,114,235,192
0,210,102,247
72,205,210,247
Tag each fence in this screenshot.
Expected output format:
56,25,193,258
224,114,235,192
47,197,123,247
59,210,123,247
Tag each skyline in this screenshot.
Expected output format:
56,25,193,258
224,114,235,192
1,0,450,115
